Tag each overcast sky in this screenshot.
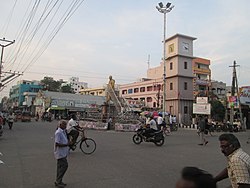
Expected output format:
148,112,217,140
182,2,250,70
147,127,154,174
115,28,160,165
0,0,250,98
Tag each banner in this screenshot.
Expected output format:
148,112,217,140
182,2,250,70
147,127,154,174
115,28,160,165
239,86,250,105
228,96,239,108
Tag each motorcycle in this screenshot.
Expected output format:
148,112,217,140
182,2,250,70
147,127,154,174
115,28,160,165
132,127,165,146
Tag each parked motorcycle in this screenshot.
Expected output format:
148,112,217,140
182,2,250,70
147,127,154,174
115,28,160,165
132,127,165,146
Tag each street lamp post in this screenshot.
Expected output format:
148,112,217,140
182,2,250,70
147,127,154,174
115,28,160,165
156,2,174,119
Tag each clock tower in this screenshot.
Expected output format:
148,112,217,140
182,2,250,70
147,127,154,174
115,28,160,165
164,34,196,125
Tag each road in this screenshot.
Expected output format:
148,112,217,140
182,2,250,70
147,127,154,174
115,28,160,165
0,120,249,188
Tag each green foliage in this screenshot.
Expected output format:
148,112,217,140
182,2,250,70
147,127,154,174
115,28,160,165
210,100,225,121
40,76,62,92
60,84,74,93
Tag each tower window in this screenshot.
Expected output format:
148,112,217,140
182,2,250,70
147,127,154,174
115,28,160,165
170,62,173,70
170,83,173,90
184,82,188,90
184,62,187,69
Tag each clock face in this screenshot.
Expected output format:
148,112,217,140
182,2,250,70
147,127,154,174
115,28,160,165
182,42,189,51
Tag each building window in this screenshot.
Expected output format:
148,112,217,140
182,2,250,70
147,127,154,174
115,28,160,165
140,87,145,92
146,97,152,102
128,89,133,94
198,64,200,69
184,106,188,114
184,82,188,90
170,62,173,70
170,83,173,90
184,61,187,69
134,88,139,93
122,90,127,94
147,86,153,91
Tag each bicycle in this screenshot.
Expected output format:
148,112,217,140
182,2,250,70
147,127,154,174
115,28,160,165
69,129,96,155
161,125,171,136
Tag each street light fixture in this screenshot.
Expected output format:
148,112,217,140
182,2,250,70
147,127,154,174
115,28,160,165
156,2,174,120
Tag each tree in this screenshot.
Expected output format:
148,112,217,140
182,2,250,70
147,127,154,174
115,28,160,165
40,76,61,92
60,84,74,93
210,100,225,122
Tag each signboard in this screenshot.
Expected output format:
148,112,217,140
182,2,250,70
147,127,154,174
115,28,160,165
193,103,211,115
228,96,239,108
239,86,250,105
196,97,208,104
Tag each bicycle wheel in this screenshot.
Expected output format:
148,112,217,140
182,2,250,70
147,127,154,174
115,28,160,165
80,138,96,155
163,127,170,136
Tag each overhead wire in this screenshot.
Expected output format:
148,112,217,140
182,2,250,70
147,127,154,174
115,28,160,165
2,0,86,89
4,0,33,65
6,0,41,71
16,0,61,71
22,0,85,73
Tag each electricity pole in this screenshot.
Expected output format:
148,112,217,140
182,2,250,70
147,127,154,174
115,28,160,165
0,38,15,84
229,60,243,130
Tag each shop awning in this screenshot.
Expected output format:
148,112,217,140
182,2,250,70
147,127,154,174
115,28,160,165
50,106,65,110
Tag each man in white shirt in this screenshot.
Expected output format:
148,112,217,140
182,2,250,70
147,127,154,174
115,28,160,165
54,120,70,187
66,114,80,149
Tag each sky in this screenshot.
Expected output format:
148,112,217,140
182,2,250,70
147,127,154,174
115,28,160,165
0,0,250,99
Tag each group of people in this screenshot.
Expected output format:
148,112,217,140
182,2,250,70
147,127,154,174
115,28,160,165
53,113,250,188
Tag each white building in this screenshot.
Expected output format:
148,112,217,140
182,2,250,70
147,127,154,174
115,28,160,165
69,77,88,94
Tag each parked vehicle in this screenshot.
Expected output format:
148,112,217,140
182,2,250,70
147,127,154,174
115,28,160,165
132,126,165,146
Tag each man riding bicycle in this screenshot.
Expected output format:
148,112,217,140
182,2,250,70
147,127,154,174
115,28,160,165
66,114,82,150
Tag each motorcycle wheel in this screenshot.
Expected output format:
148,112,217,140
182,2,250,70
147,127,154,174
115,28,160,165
154,138,164,146
133,134,142,145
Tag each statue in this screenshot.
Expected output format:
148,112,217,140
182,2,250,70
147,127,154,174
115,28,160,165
106,75,115,103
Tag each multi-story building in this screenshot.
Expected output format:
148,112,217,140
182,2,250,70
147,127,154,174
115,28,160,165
119,78,163,109
192,57,211,98
79,87,106,96
69,77,88,94
211,80,226,100
120,34,196,124
9,80,43,110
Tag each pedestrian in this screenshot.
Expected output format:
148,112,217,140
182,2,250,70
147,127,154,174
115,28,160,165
107,117,112,130
54,120,71,187
7,112,15,130
175,166,216,188
197,116,208,146
214,133,250,188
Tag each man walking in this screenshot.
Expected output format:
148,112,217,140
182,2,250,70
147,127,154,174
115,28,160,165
197,116,208,146
54,120,71,187
214,133,250,188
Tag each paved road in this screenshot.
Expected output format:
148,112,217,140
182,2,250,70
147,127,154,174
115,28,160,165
0,120,249,188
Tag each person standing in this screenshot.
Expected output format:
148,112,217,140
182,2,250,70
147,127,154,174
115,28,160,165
54,120,71,187
7,112,15,130
197,116,208,146
214,133,250,188
107,117,112,130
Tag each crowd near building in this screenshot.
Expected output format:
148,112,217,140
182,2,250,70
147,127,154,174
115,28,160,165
1,33,250,129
